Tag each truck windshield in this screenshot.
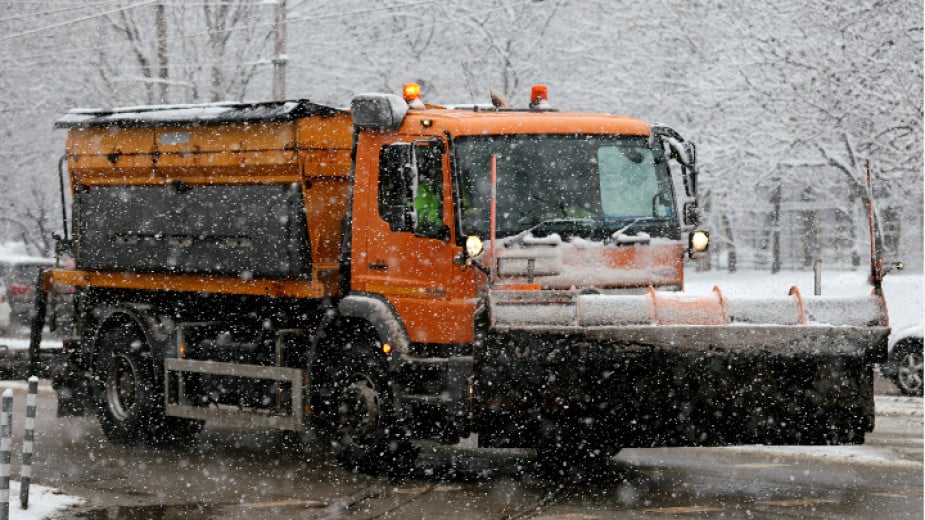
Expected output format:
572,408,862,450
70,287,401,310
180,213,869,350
454,134,679,240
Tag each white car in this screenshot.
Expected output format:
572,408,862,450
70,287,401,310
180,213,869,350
881,324,924,397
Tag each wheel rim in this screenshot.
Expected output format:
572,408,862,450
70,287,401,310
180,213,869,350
897,351,923,394
106,354,139,422
336,375,381,446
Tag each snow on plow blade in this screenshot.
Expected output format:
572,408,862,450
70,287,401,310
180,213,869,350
489,286,889,359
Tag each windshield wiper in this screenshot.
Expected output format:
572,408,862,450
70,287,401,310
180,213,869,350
502,218,597,246
608,217,656,245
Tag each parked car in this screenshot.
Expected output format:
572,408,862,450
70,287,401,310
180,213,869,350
881,324,924,397
0,255,56,326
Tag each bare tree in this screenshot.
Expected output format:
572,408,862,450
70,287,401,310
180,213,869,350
1,183,57,257
97,1,273,105
449,0,568,102
0,0,920,268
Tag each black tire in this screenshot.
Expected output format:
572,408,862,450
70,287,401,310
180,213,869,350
893,340,924,397
94,320,202,447
312,327,416,475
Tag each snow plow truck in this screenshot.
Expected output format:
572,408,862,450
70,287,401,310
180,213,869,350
36,84,889,473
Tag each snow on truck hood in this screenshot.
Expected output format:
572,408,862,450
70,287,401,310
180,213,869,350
491,234,683,289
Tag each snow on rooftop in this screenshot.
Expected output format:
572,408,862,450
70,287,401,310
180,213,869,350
67,101,240,115
55,100,329,129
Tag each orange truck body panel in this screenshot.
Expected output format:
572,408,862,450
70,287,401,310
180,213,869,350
57,109,353,298
345,110,676,345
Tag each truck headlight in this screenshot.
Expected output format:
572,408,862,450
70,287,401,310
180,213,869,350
466,235,485,258
689,230,709,253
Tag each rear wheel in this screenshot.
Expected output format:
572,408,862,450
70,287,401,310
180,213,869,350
95,320,201,447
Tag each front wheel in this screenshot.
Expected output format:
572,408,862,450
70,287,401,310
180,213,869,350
312,328,416,475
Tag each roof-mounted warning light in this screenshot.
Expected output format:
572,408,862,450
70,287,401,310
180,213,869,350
529,85,550,110
403,83,425,109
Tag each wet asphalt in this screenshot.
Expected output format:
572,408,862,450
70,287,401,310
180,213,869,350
0,373,917,520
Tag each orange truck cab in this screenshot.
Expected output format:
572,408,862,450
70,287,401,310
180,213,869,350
39,84,888,474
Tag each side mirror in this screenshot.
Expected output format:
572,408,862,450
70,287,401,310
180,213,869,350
651,126,698,198
683,201,700,227
682,142,698,197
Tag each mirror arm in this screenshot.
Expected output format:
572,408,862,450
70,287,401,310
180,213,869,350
468,258,491,276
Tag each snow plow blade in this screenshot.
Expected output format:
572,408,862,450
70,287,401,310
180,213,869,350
477,285,888,449
489,286,888,360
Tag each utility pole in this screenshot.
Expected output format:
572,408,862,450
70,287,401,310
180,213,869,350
155,2,169,104
770,178,782,274
272,0,287,101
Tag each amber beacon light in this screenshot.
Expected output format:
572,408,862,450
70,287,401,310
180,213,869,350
403,83,425,109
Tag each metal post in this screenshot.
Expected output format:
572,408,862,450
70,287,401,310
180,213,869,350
814,258,822,296
0,390,12,520
155,2,169,104
20,377,37,509
489,154,497,284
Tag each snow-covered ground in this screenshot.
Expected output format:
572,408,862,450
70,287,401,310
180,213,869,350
5,481,83,520
0,381,83,519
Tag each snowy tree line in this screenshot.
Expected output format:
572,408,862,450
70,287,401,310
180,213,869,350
0,0,921,270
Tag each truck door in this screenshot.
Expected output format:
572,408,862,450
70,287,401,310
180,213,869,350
353,136,475,346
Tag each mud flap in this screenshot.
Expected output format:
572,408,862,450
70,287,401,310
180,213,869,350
50,340,90,417
30,271,86,416
27,270,48,378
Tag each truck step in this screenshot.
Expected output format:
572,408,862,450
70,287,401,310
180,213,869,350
164,358,304,431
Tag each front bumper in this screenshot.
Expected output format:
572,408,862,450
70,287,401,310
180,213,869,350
489,289,889,361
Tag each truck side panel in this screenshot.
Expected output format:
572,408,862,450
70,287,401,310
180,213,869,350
297,113,354,295
75,184,311,278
